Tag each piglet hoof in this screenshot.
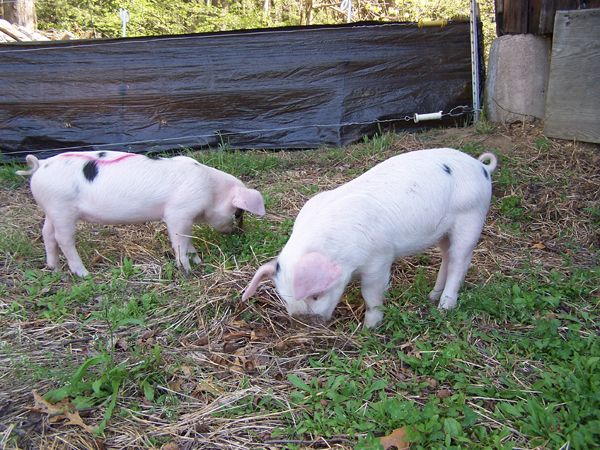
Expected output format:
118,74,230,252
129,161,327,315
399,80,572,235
364,308,384,328
437,295,457,310
428,289,443,302
179,267,192,277
177,259,192,274
180,253,201,273
73,268,90,278
178,264,202,279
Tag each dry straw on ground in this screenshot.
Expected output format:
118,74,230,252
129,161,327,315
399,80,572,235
0,123,598,449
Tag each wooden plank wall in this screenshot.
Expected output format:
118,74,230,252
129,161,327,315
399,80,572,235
495,0,600,34
544,9,600,143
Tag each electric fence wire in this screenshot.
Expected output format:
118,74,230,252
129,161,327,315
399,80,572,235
2,106,479,156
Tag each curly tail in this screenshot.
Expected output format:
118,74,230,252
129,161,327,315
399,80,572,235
15,154,40,176
478,152,498,174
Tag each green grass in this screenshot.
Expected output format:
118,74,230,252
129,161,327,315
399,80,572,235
269,267,600,449
0,161,28,189
584,206,600,227
3,262,172,436
459,142,486,157
360,129,395,155
0,227,42,261
534,136,551,152
192,216,293,269
44,343,166,435
193,149,283,180
474,118,496,135
1,127,598,448
498,195,527,221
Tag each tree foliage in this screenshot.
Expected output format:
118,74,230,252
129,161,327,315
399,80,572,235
35,0,494,41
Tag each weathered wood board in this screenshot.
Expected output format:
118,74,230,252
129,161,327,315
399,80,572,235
495,0,600,35
544,9,600,143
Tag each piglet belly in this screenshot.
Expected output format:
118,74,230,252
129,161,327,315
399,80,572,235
385,210,451,257
78,198,165,225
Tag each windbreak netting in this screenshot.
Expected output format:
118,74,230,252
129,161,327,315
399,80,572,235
0,21,473,161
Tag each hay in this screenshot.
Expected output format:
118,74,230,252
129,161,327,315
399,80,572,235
0,123,598,448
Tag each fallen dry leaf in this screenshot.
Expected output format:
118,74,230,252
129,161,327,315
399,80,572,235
398,343,421,359
380,426,410,449
425,377,438,388
532,242,546,250
250,327,269,340
209,353,229,366
228,319,250,329
436,389,452,399
274,337,312,351
195,336,209,346
232,346,250,372
193,380,224,397
140,329,155,341
244,359,256,373
168,378,184,392
178,365,193,377
31,391,94,434
182,333,209,346
61,411,95,434
223,340,247,353
115,337,129,351
161,443,179,450
223,331,250,341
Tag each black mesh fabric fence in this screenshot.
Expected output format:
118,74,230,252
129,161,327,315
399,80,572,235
0,21,475,161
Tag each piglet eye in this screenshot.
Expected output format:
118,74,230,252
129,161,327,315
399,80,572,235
311,295,319,301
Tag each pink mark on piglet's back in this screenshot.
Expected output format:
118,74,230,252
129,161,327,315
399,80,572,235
60,152,140,165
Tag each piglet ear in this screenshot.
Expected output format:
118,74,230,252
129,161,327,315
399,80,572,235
242,260,276,301
232,187,266,216
293,252,341,301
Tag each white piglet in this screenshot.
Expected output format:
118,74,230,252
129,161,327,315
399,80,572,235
243,148,497,328
17,151,266,276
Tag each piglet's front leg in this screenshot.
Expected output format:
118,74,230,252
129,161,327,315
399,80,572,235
360,261,392,328
164,213,200,273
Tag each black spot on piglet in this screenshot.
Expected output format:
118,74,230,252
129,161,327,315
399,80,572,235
482,166,489,179
97,151,106,158
83,160,98,182
442,164,452,175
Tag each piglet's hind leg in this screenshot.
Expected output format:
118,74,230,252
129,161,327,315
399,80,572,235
428,236,450,302
42,217,60,270
438,216,484,310
50,216,89,277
